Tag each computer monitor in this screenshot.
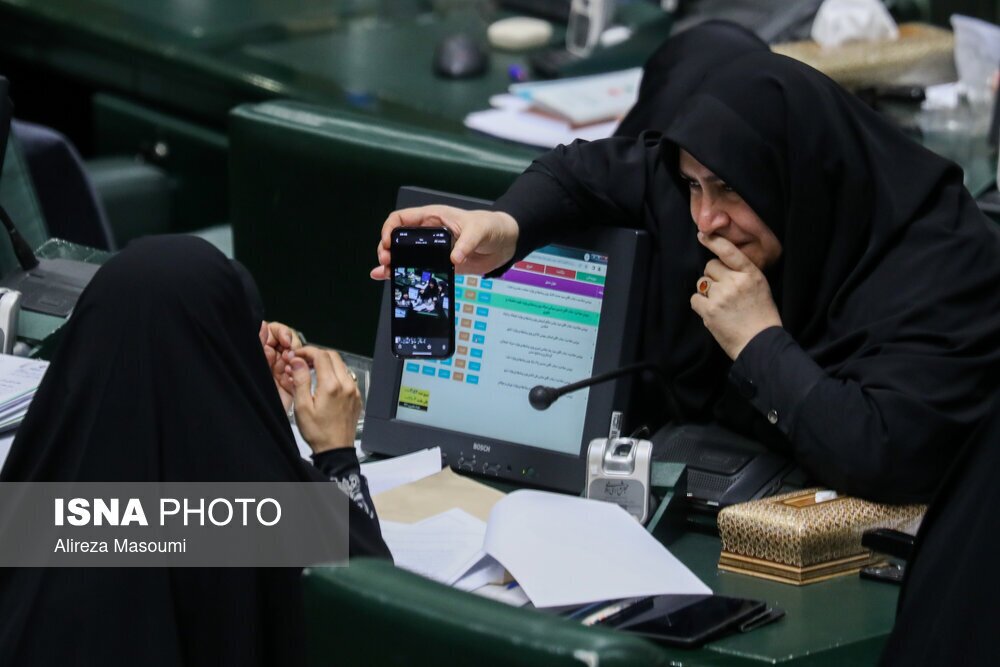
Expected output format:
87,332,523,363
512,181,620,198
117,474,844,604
363,186,649,493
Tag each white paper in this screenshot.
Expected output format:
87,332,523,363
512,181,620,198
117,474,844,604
472,583,531,607
380,508,487,584
484,490,711,608
360,447,442,496
453,554,507,592
527,69,641,126
464,107,617,149
0,355,48,399
0,355,48,436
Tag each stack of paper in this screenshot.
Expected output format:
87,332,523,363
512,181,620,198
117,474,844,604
380,509,488,585
463,68,642,148
375,482,711,608
0,355,49,433
484,491,712,607
511,68,642,126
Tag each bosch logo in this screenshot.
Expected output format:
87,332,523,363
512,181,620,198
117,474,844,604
472,443,492,453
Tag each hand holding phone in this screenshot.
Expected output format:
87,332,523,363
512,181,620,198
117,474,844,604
371,205,519,280
390,228,456,358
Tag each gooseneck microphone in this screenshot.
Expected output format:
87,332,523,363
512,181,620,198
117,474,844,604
529,362,664,410
0,204,40,271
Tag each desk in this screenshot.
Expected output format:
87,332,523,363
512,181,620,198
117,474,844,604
304,474,898,666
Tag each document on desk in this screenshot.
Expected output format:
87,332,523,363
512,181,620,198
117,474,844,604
373,467,505,523
0,355,49,433
484,490,712,608
380,508,487,585
359,447,442,496
464,105,618,149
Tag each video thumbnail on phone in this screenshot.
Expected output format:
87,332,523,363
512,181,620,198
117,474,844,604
393,268,451,320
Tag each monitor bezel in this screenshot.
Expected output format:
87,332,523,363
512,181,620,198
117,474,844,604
363,186,648,494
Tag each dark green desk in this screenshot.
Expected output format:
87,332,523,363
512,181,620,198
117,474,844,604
658,530,896,665
306,488,898,666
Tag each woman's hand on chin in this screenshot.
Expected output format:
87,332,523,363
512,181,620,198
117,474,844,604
690,233,782,360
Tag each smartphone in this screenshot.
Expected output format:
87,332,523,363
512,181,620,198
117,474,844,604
597,594,768,648
390,227,455,358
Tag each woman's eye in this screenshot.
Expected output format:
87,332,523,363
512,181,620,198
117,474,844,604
722,183,734,193
685,179,701,190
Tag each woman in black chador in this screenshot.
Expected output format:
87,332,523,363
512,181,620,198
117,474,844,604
373,45,1000,504
0,236,389,666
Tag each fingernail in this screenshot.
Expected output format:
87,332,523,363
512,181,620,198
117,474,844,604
452,250,466,264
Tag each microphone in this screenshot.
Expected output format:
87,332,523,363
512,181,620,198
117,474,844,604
0,204,99,318
529,362,663,410
0,204,40,271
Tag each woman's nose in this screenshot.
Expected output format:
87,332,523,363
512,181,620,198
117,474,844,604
696,201,730,235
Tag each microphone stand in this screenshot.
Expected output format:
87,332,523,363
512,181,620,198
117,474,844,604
529,360,683,423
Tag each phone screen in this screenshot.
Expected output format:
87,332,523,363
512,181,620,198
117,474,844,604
390,228,455,358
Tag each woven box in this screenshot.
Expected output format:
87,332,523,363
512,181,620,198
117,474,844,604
772,23,955,89
717,488,925,585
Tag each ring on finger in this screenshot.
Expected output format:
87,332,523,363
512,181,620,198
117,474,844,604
697,278,711,297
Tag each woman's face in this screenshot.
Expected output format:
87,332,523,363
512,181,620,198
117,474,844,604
679,150,782,270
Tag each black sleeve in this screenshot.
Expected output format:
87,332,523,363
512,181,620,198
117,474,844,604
729,327,957,503
490,134,664,275
311,449,392,560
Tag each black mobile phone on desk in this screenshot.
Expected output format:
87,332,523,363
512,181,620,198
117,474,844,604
390,228,455,358
597,594,769,648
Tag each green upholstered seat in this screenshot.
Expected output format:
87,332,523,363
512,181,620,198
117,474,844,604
302,559,669,667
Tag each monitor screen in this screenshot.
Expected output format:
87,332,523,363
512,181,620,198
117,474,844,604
364,187,648,493
394,243,609,455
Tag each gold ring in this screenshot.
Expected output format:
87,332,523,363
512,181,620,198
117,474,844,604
698,279,711,297
348,370,358,383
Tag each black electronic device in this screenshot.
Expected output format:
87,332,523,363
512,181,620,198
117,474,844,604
390,227,455,359
529,48,584,79
433,34,489,79
652,423,797,513
499,0,572,22
363,187,648,494
596,594,772,648
0,76,100,317
859,527,915,585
